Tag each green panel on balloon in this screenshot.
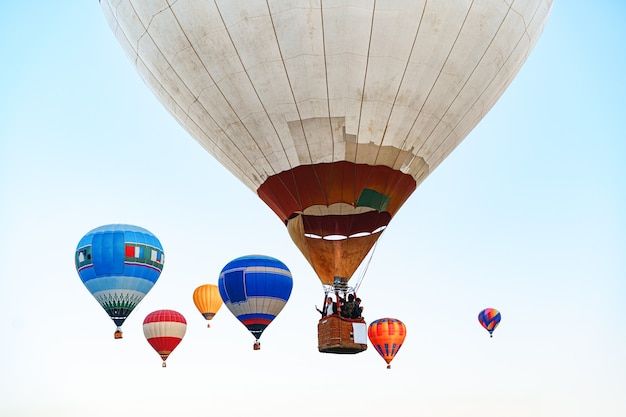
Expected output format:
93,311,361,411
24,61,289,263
356,189,390,211
75,246,93,269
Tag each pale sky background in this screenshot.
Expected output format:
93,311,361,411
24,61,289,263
1,2,625,416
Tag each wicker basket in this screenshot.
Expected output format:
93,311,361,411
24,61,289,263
318,315,368,354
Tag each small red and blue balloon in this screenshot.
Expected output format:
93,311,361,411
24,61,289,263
478,308,501,338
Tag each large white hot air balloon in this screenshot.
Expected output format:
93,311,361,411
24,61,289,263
100,1,552,351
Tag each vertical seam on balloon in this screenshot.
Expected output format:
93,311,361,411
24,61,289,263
263,0,302,170
386,1,429,171
320,0,336,163
373,2,425,169
319,0,333,207
264,0,322,211
344,1,379,250
212,1,286,179
405,0,475,161
358,3,424,251
416,1,534,176
136,1,266,188
424,1,512,167
354,0,377,167
181,2,269,183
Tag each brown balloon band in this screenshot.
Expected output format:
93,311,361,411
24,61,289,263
257,162,417,222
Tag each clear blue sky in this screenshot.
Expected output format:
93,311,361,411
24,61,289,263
1,2,624,416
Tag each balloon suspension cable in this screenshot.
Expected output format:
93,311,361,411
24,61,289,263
317,236,382,305
353,235,383,293
316,224,384,297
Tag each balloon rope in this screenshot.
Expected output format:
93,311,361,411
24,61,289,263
353,230,383,292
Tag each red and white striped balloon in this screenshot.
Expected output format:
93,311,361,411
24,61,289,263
143,310,187,367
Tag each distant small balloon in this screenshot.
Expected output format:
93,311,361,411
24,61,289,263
143,310,187,367
192,284,223,328
368,318,407,369
478,308,501,338
75,224,164,339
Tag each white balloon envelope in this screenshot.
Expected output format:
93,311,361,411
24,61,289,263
101,0,553,286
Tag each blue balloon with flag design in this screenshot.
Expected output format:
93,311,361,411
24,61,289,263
218,255,293,350
75,224,164,339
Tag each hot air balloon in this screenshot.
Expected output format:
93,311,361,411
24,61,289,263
101,1,553,350
368,318,407,369
478,308,501,338
192,284,223,328
75,224,164,339
143,309,187,367
218,255,293,350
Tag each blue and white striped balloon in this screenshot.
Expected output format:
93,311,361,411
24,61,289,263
218,255,293,349
75,224,164,338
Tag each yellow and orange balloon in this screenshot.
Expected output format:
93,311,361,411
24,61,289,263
192,284,223,328
368,318,407,369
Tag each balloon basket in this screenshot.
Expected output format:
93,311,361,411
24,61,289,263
318,315,367,354
162,362,167,368
114,330,123,339
253,341,261,350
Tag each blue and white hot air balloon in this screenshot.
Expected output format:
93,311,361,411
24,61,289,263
75,224,164,339
218,255,293,350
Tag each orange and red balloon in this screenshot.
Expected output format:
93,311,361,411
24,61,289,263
368,318,406,369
